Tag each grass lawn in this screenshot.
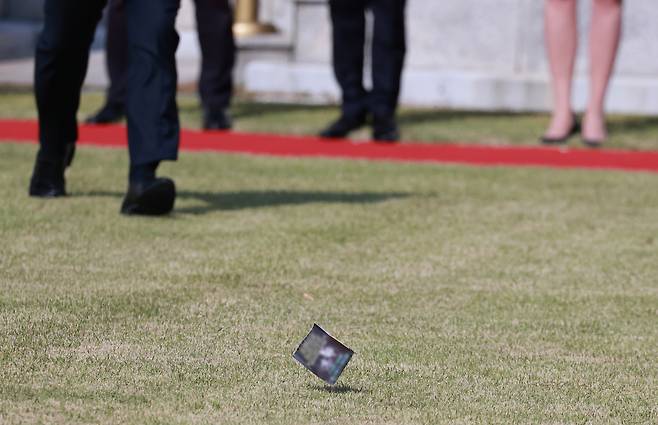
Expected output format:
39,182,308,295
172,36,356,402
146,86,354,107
1,88,658,423
1,86,658,151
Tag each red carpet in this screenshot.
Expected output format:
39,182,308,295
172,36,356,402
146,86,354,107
2,119,658,173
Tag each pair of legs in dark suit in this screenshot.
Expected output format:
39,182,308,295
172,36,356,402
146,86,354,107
30,0,181,215
320,0,407,142
87,0,236,130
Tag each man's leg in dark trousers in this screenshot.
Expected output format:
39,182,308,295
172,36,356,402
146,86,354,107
194,0,235,114
123,0,180,168
34,0,107,162
119,0,180,215
85,0,128,123
32,0,181,214
328,0,368,119
370,0,407,120
105,0,129,109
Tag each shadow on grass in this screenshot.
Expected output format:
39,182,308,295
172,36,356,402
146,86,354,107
308,383,365,394
82,190,411,215
176,190,410,214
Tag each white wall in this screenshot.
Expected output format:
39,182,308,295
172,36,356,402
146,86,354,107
244,0,658,113
4,0,658,112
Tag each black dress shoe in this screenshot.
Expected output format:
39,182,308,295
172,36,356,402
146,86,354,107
29,157,67,197
372,114,400,143
319,113,367,139
540,118,580,145
85,103,125,124
120,178,176,216
28,143,76,198
203,108,232,130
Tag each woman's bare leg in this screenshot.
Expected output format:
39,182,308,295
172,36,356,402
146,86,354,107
544,0,578,138
583,0,622,142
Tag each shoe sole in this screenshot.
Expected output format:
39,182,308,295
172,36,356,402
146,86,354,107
28,187,67,197
121,179,176,216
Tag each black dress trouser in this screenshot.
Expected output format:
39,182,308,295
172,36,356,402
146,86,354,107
105,0,235,113
329,0,407,119
35,0,180,166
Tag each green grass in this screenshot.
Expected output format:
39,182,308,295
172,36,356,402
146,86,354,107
1,137,657,423
2,86,658,150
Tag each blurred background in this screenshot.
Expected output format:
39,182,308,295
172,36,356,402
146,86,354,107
2,0,658,114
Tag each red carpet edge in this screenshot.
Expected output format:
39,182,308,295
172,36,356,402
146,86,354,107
1,119,657,173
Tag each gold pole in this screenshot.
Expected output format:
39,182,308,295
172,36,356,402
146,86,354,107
233,0,277,37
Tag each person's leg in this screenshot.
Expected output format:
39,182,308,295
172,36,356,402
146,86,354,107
583,0,622,144
106,0,128,107
86,0,129,123
31,0,106,196
329,0,368,119
121,0,180,215
319,0,368,138
194,0,235,129
35,0,106,159
543,0,578,139
370,0,407,141
124,0,180,169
